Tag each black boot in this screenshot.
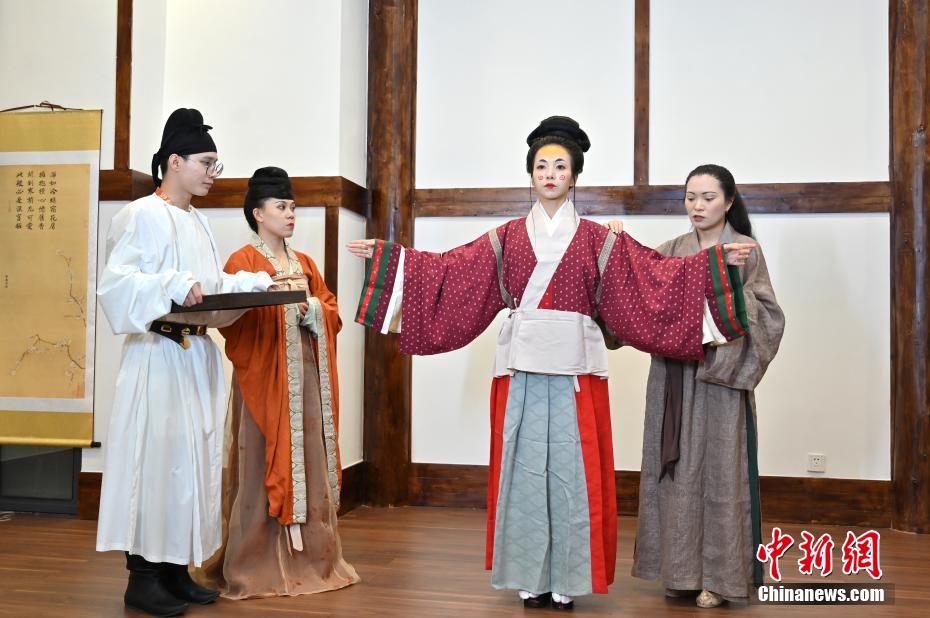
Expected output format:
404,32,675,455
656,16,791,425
161,563,220,605
124,553,189,617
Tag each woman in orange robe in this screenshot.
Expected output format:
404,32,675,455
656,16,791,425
198,166,359,598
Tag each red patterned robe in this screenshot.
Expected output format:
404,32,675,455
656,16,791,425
355,202,747,596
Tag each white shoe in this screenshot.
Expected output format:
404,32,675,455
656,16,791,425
696,589,724,608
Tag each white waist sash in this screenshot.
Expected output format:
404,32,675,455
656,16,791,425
494,308,609,377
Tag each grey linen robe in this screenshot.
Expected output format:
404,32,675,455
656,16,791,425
631,223,785,599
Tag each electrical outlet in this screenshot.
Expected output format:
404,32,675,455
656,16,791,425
808,453,826,473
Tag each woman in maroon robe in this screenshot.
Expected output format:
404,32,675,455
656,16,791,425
348,117,755,610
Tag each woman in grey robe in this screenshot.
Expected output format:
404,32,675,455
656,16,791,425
630,164,785,608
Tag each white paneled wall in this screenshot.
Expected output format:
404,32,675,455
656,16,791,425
416,0,635,188
649,0,888,184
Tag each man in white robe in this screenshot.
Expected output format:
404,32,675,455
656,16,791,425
95,108,273,617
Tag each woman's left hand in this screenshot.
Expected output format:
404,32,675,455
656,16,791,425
722,242,757,266
347,239,377,258
603,220,624,235
298,302,309,320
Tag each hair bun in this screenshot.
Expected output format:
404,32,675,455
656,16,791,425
247,166,290,187
526,116,590,152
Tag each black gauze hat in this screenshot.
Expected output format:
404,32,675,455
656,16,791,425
526,115,591,152
151,108,218,186
247,166,294,202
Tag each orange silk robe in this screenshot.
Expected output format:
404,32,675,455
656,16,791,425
220,245,342,526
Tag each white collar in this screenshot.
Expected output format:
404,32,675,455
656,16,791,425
532,199,572,236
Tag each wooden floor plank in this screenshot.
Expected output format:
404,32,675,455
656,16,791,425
0,507,926,617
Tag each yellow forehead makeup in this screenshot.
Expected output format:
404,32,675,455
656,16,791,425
536,144,571,161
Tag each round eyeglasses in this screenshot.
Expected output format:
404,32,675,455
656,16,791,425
183,156,224,178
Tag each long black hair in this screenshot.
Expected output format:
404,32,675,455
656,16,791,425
685,164,753,238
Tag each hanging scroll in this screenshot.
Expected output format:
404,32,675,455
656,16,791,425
0,110,101,446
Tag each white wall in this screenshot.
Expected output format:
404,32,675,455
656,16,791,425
0,0,117,169
159,0,340,178
126,0,370,181
411,214,891,480
129,0,168,173
336,209,368,467
649,0,888,184
416,0,635,188
0,1,369,179
339,0,369,186
86,203,367,472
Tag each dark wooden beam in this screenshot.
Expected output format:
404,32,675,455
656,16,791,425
616,470,641,517
98,169,152,201
889,0,930,533
337,462,368,516
97,172,369,212
409,464,892,528
113,0,132,170
77,472,102,520
324,204,340,293
324,178,371,293
758,476,892,528
414,181,892,217
409,463,488,508
364,0,417,507
191,176,368,210
633,0,650,185
339,176,371,217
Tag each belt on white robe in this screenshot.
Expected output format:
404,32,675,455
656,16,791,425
149,320,208,349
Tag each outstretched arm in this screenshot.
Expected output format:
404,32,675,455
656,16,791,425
596,232,752,360
347,231,507,355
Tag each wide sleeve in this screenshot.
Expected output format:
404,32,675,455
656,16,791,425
596,232,749,361
218,268,272,294
697,247,784,390
354,233,506,355
97,205,197,334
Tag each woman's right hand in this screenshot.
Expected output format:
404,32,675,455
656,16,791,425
603,220,624,235
347,239,378,258
722,242,757,266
